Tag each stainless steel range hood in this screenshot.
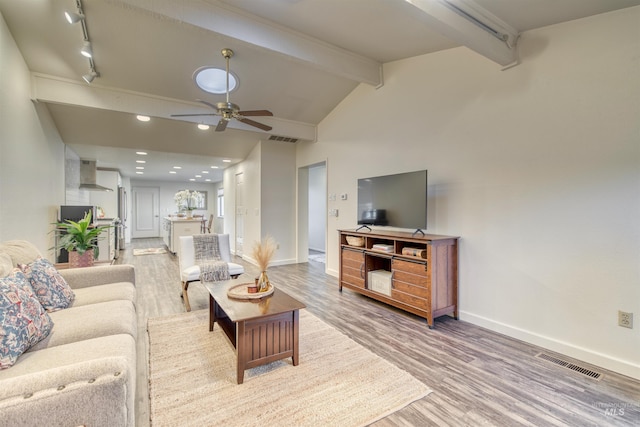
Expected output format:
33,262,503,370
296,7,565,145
79,160,113,192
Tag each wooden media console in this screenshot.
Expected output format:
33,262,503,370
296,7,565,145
339,229,459,328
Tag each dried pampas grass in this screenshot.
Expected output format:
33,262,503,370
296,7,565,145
252,235,277,271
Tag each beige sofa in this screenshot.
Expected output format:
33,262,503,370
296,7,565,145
0,240,137,427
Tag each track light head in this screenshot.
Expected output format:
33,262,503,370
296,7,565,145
64,11,85,24
82,71,99,84
80,41,93,58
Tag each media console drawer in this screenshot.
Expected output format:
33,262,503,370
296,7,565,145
392,258,428,276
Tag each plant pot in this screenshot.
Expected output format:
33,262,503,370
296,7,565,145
68,249,94,268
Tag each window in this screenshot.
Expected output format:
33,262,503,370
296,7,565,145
217,188,224,217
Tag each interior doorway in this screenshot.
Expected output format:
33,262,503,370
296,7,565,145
297,162,327,265
308,164,327,263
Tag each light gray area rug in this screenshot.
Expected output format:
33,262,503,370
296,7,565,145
148,309,432,426
132,247,167,256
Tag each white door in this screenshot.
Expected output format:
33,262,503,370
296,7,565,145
132,187,160,238
235,173,244,256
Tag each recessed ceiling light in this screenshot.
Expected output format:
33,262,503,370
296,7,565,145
136,166,144,170
223,159,231,163
202,171,209,174
136,151,147,155
136,171,144,175
210,166,219,169
205,179,211,182
193,67,238,94
136,160,146,164
173,166,182,169
136,115,150,122
189,178,195,181
195,175,202,178
169,171,177,174
197,124,210,130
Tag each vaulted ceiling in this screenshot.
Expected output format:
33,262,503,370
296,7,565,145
2,0,638,183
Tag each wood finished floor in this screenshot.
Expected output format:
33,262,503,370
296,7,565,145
120,238,640,427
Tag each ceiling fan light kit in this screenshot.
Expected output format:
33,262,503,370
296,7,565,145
172,48,273,132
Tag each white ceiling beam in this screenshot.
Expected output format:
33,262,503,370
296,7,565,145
30,73,317,141
404,0,519,67
112,0,383,87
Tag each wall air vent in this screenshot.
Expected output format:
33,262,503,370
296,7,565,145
268,135,299,143
535,353,602,380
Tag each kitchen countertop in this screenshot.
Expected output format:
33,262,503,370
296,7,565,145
164,216,204,222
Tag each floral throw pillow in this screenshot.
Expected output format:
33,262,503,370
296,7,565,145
0,269,54,369
19,257,75,312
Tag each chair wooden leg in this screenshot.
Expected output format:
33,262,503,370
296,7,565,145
182,281,191,312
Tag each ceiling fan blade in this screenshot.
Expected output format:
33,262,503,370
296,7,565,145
170,113,217,117
215,119,229,132
197,99,219,110
237,117,272,132
238,110,273,117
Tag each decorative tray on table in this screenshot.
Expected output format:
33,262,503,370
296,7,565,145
227,283,274,300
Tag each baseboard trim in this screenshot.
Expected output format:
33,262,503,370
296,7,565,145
459,311,640,381
241,255,297,267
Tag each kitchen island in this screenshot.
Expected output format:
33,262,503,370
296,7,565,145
162,216,204,256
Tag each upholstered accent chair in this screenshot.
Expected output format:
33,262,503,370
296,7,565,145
178,234,244,311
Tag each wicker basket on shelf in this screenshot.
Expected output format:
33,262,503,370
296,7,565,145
345,236,364,247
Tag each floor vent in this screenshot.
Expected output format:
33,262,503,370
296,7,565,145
269,135,299,143
535,353,602,380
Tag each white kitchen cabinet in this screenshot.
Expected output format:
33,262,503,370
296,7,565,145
95,220,115,262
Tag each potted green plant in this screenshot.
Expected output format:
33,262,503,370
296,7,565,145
53,211,111,268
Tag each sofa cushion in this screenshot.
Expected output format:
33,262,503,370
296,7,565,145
0,270,54,369
0,240,41,266
28,300,136,352
0,334,136,427
71,282,136,308
19,257,75,312
0,254,13,277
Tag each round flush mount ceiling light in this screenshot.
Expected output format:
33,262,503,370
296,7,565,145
193,67,238,94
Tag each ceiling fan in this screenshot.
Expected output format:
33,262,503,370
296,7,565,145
171,48,273,132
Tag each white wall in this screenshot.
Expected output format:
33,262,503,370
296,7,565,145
261,141,296,264
0,13,66,260
297,8,640,379
225,140,297,265
130,178,219,221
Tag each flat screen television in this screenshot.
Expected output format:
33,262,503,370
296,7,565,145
357,170,427,232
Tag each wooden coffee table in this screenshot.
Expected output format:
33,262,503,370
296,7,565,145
204,279,306,384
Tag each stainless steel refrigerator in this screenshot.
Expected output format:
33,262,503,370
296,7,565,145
116,186,127,254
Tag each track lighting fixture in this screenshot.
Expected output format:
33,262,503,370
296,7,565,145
66,0,99,83
82,70,99,84
64,11,85,24
80,41,93,58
